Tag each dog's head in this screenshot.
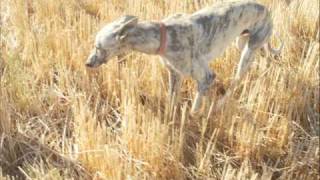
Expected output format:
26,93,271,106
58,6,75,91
85,15,138,68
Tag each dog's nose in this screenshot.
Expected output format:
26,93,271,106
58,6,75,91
85,62,94,68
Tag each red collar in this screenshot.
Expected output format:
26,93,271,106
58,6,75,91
157,22,167,55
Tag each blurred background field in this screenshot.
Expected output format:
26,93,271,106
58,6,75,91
0,0,319,179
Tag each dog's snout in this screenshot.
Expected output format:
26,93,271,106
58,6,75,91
85,54,97,68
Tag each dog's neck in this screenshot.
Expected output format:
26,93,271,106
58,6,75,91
125,22,163,55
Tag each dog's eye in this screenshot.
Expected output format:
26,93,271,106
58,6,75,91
95,42,104,50
95,45,101,51
95,46,107,56
95,46,102,53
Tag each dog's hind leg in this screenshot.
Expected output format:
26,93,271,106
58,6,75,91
235,44,255,81
215,43,255,109
191,63,215,114
215,43,256,110
235,21,272,81
217,21,273,110
216,23,272,110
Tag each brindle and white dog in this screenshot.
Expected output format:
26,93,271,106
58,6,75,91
85,1,283,114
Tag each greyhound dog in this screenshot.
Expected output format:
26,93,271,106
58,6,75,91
85,1,283,114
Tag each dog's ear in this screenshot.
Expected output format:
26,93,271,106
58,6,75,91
116,15,138,41
117,15,138,25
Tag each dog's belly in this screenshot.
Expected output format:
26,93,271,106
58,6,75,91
196,28,242,62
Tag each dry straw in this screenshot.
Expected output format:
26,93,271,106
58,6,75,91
0,0,319,179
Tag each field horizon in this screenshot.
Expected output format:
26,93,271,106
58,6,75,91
0,0,319,179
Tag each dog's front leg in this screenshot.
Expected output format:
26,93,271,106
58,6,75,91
168,68,182,106
190,64,215,115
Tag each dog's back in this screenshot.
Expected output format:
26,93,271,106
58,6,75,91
189,1,269,59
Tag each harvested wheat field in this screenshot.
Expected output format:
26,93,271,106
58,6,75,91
0,0,319,179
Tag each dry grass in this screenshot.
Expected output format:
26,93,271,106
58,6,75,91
0,0,319,179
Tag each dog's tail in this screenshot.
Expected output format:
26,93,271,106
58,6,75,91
267,32,284,55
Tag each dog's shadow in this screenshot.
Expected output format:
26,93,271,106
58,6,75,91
137,80,266,178
137,80,230,166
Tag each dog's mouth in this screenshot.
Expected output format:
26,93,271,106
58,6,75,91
85,56,109,68
85,48,109,68
85,60,100,68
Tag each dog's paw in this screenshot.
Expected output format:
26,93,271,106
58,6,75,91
189,109,203,118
